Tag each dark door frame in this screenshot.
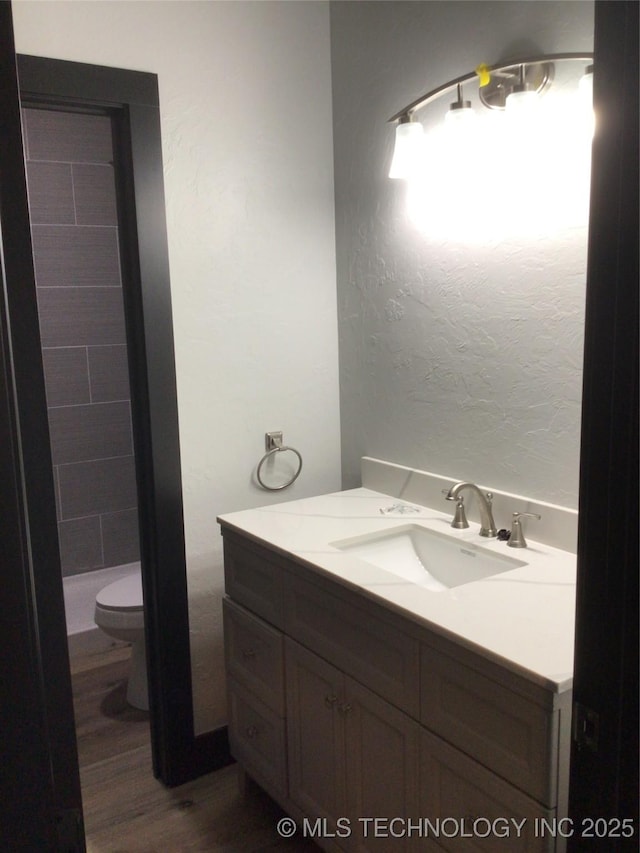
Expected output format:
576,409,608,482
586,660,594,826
17,54,229,787
568,0,638,840
0,7,84,849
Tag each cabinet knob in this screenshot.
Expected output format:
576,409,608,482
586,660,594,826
338,702,352,714
324,694,338,709
242,648,256,659
245,725,259,738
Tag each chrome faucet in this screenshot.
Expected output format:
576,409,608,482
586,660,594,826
445,482,497,537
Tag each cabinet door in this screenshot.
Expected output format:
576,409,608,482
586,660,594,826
419,729,556,853
345,676,421,853
286,638,348,829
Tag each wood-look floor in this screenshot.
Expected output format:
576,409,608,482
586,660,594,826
71,646,316,853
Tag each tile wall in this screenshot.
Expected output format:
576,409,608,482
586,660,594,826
23,107,140,577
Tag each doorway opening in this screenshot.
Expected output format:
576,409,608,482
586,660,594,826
18,53,230,789
23,100,153,804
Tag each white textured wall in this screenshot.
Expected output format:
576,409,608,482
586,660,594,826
331,1,594,508
14,0,340,733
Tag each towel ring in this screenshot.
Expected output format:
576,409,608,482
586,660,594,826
256,433,303,491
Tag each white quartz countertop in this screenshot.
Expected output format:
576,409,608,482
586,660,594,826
218,488,576,693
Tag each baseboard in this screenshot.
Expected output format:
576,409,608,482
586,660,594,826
193,725,233,776
161,725,233,787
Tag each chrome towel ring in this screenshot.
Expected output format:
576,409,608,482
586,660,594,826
256,431,303,491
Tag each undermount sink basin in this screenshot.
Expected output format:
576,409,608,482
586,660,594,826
331,524,527,591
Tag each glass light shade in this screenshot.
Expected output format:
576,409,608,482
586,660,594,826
445,106,476,128
389,121,424,179
505,88,540,112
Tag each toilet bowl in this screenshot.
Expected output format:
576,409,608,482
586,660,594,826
94,571,148,711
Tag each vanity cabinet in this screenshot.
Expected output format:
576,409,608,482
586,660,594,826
221,529,570,853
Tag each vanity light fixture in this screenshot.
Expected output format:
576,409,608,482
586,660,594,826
388,52,594,178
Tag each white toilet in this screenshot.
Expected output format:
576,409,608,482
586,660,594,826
94,571,148,711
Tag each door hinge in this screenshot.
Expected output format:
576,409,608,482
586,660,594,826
55,807,85,853
572,701,600,752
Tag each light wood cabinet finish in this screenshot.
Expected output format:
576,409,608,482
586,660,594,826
224,597,285,714
344,674,420,853
419,728,555,852
227,677,287,797
221,529,570,853
421,643,562,808
286,638,420,853
223,530,284,628
285,574,420,717
285,638,348,828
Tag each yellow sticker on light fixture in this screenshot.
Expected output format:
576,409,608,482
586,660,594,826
475,63,491,87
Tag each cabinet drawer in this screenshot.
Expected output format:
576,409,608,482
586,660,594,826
420,644,558,807
285,575,420,717
227,677,287,797
223,598,285,714
419,729,555,853
223,533,284,628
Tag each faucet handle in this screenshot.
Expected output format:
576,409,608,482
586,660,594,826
507,511,541,548
442,489,469,529
451,497,469,529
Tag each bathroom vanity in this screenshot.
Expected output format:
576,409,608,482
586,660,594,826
218,464,577,852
